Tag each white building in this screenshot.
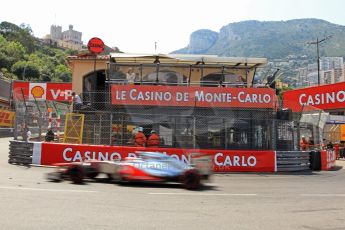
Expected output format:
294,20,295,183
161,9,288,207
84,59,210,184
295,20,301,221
45,25,83,50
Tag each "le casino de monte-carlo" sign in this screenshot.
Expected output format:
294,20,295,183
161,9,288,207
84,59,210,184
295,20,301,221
111,85,277,108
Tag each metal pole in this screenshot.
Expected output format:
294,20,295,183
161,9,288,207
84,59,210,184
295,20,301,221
317,38,320,85
188,65,192,86
109,113,113,145
193,116,196,149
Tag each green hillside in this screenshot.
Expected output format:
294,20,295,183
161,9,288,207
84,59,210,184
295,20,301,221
0,21,75,82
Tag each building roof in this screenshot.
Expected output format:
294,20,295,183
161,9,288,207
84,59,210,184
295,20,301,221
109,53,267,68
68,53,267,69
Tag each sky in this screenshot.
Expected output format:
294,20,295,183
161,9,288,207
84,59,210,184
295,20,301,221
1,0,345,54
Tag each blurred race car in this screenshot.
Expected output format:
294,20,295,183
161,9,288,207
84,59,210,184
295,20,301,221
47,151,212,190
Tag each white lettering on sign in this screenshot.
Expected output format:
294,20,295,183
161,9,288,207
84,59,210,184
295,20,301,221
176,92,189,102
129,89,172,101
62,147,122,162
115,90,126,100
50,89,72,100
299,91,345,106
194,91,232,103
237,92,271,103
214,152,256,167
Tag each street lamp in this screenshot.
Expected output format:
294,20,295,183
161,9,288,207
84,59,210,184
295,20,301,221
307,35,332,85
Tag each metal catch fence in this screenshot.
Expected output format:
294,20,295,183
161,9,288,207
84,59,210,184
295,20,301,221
13,90,326,152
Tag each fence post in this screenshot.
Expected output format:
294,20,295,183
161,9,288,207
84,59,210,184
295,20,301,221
271,119,277,150
193,116,196,149
109,113,113,145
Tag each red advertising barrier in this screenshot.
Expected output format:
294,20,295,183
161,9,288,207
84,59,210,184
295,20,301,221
33,142,276,172
111,85,277,108
283,82,345,112
321,149,336,170
12,81,72,101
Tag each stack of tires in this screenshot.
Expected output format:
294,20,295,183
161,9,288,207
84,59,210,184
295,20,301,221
309,150,321,171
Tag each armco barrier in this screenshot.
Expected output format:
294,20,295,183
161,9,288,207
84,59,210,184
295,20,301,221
8,141,319,172
8,140,33,165
276,151,311,172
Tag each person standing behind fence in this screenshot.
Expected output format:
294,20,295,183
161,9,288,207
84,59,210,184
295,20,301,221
134,127,146,147
126,68,136,85
147,130,160,148
308,136,314,150
71,92,82,112
45,127,55,142
327,141,334,150
300,136,308,151
26,128,32,141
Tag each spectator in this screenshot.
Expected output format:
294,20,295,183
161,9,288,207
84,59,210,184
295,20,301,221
308,136,314,149
326,141,334,150
147,130,160,148
26,128,32,141
20,122,28,141
126,68,136,84
300,136,308,151
134,127,146,147
45,127,55,142
111,133,121,146
72,92,82,112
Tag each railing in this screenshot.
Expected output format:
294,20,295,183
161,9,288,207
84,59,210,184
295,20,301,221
276,151,311,172
105,79,248,88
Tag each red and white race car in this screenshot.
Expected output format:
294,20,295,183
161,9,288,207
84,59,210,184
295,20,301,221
47,151,212,190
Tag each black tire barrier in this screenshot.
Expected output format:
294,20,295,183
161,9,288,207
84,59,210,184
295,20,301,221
8,141,33,165
309,150,321,171
276,151,311,172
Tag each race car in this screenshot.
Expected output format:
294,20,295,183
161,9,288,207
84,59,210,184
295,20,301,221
46,160,120,184
118,151,212,189
47,151,212,190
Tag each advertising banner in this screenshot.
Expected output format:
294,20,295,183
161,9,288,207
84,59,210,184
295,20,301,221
321,149,336,170
283,82,345,112
35,142,276,172
0,109,15,127
12,81,72,101
111,85,277,108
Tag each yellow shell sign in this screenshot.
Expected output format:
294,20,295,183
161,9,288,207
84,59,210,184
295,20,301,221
31,86,45,99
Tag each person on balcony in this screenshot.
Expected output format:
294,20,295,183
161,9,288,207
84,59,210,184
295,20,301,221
126,68,136,85
147,130,160,148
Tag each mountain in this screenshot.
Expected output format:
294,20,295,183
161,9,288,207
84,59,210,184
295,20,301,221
172,19,345,59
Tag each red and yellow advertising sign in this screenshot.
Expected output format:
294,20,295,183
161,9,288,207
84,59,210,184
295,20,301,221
111,85,277,108
0,109,15,127
283,82,345,112
33,142,276,172
12,82,72,101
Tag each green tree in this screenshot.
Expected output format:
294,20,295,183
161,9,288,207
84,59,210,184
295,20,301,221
55,64,72,82
11,61,40,80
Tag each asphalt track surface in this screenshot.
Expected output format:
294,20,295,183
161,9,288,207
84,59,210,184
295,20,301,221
1,137,345,230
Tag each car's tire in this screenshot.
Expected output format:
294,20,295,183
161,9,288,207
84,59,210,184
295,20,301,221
181,169,201,190
68,165,84,184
